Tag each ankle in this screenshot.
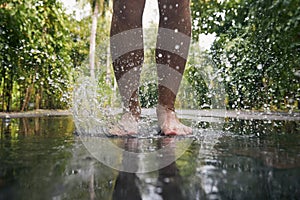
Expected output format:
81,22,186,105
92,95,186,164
124,112,140,122
123,107,141,121
157,103,175,110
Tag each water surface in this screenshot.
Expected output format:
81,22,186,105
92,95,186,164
0,114,299,200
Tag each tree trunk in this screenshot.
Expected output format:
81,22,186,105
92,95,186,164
8,77,13,111
35,88,41,110
4,72,13,112
89,1,99,79
106,45,111,84
21,84,33,112
106,0,112,84
1,75,6,112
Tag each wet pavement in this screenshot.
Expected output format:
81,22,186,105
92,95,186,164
0,111,299,200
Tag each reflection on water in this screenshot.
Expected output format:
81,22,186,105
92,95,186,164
0,116,300,199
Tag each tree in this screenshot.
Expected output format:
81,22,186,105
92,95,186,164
78,0,109,78
191,0,300,111
0,0,86,111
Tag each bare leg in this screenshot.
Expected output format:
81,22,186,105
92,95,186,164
156,0,192,135
110,0,146,135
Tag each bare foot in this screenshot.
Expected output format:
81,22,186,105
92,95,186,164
108,112,139,136
156,105,192,135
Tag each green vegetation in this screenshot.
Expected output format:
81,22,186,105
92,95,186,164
0,0,85,111
0,0,299,112
191,0,300,111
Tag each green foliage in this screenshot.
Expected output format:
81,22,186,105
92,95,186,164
139,24,158,108
192,0,300,111
1,0,299,112
184,44,212,109
185,65,210,109
0,0,87,111
139,82,158,108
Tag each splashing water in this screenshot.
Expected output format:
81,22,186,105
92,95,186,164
72,26,228,172
72,27,227,137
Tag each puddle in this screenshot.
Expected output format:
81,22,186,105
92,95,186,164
0,113,299,199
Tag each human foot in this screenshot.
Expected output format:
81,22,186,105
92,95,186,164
108,112,139,136
156,104,192,135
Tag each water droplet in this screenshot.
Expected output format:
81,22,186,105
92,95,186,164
156,187,162,193
145,178,152,183
294,70,300,77
175,45,180,50
158,53,163,58
257,64,263,70
164,17,168,21
163,177,170,183
174,28,178,33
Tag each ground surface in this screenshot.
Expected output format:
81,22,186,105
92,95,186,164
1,109,299,121
0,115,299,199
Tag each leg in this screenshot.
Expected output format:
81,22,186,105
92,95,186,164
156,0,192,135
110,0,146,135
